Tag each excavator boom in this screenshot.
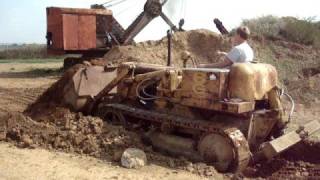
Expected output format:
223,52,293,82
122,0,176,45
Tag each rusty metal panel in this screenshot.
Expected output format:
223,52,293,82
47,8,63,49
78,15,96,50
62,14,79,50
52,7,113,16
96,15,113,47
96,15,113,33
47,7,113,52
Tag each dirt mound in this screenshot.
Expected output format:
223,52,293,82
1,110,143,158
0,110,224,178
103,29,230,66
25,64,86,118
244,140,320,179
251,37,320,105
285,74,320,105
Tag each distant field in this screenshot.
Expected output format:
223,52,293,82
0,59,63,75
0,58,63,64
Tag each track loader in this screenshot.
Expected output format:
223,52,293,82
60,58,320,172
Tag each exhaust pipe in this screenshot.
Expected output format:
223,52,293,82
167,29,172,66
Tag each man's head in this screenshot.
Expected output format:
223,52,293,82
233,26,250,45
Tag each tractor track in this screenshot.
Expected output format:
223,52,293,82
0,86,319,179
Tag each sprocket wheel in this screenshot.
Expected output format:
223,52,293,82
198,128,251,173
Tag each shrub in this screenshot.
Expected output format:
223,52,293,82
281,17,320,46
242,15,284,39
0,44,61,59
242,16,320,47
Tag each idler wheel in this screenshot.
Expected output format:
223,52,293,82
198,128,251,172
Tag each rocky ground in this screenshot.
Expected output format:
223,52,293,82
0,30,320,179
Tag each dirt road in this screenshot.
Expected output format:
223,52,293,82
0,143,209,180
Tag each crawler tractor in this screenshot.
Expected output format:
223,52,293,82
62,60,320,172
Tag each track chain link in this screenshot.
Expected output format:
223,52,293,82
102,103,251,172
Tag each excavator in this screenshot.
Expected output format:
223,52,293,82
44,0,320,173
46,0,179,68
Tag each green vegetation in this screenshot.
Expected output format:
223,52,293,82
0,44,62,59
0,58,63,64
23,67,63,76
242,16,320,47
242,15,283,39
282,17,320,46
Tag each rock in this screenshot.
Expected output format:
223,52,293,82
302,172,309,177
21,134,33,147
186,164,194,172
121,148,147,169
168,159,175,168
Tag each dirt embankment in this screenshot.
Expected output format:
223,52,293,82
103,29,231,66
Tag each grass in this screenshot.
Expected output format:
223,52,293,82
23,67,63,76
242,16,320,47
0,58,63,64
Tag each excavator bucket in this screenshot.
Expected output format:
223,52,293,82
63,66,118,111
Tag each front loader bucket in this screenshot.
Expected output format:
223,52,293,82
63,66,118,111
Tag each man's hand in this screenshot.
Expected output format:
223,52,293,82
198,59,232,69
217,50,227,56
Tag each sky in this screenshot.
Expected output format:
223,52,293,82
0,0,319,44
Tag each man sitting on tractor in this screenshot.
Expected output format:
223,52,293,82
199,26,254,68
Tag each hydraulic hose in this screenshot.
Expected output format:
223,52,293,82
283,92,295,123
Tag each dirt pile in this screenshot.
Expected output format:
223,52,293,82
251,38,320,105
0,110,143,158
244,141,320,179
103,29,231,66
286,74,320,105
0,110,224,178
25,64,85,118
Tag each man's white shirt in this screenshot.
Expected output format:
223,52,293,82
227,42,254,63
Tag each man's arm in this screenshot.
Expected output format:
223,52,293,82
198,57,233,68
198,48,240,68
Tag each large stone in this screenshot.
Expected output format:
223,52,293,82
121,148,147,169
21,134,33,147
